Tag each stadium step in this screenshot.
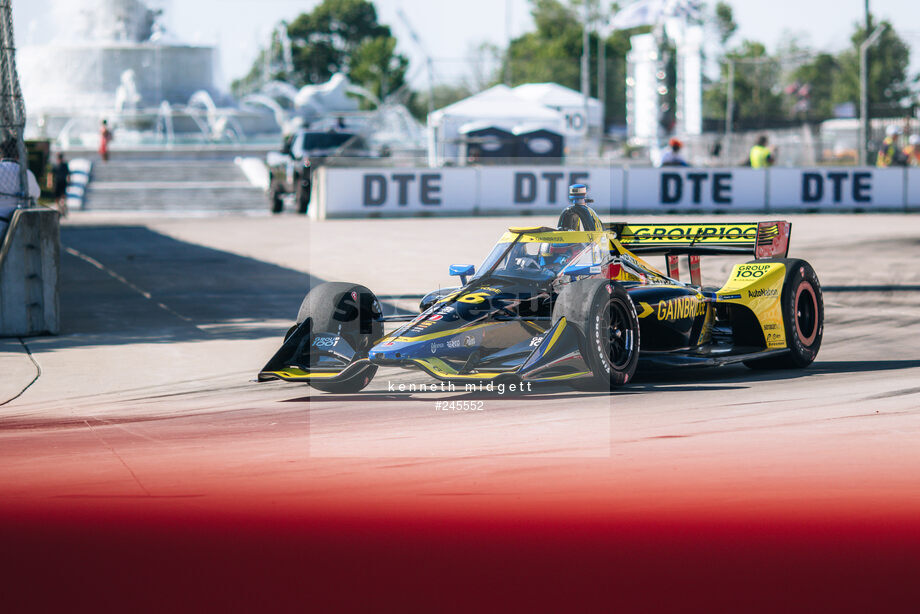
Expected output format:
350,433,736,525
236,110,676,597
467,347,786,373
83,159,266,212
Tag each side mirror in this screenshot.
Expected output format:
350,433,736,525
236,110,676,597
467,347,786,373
449,264,475,285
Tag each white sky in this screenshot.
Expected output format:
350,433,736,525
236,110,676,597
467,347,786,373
12,0,920,90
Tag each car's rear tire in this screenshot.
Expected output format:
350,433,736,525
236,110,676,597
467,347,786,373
297,282,383,392
552,279,640,391
744,258,823,370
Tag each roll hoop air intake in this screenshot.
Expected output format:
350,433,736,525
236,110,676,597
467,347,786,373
557,184,603,232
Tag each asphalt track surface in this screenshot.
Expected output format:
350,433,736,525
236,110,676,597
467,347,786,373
2,212,920,612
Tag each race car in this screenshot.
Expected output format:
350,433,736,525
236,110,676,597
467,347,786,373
258,184,824,392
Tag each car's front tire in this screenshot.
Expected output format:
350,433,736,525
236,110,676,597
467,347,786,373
552,279,640,391
297,282,383,393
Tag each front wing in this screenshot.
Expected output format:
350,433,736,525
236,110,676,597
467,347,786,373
259,317,595,385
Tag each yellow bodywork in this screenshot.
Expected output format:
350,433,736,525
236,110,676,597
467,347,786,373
716,263,787,349
497,230,607,244
262,367,343,380
412,357,508,380
617,223,760,247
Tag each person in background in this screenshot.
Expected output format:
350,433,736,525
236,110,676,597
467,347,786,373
50,152,69,216
902,134,920,167
876,125,905,167
749,135,775,168
99,119,112,162
660,138,689,167
328,116,346,133
0,137,40,208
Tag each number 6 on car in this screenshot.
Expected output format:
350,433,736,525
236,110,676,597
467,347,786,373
456,292,491,304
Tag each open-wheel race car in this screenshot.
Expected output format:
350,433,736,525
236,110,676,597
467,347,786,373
258,184,824,392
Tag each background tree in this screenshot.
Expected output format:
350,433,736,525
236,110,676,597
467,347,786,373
232,28,290,98
713,1,737,47
500,0,643,129
831,16,913,117
701,1,738,125
779,16,913,122
232,0,408,103
703,40,785,129
503,0,587,90
346,34,409,102
788,53,840,121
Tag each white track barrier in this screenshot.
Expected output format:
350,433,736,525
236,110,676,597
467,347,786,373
908,168,920,210
314,166,919,219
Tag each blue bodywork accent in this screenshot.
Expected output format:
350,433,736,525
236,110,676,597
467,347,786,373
449,264,475,285
564,264,600,278
568,183,588,204
369,327,488,362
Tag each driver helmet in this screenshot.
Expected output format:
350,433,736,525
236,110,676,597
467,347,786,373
539,242,580,261
886,125,902,137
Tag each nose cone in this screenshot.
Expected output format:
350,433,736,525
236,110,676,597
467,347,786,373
370,323,488,364
369,335,445,362
368,339,409,362
369,334,477,363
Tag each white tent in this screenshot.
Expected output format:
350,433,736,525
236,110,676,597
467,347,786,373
427,85,567,165
512,83,602,135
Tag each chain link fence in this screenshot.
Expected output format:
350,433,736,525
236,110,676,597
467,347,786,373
0,0,33,212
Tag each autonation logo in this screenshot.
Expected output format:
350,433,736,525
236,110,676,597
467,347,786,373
748,288,778,298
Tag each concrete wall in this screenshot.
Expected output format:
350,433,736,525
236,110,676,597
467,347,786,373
0,209,60,337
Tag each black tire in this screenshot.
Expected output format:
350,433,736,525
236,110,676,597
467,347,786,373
268,174,284,214
552,279,640,390
744,258,823,370
297,282,383,392
308,368,377,394
296,178,312,214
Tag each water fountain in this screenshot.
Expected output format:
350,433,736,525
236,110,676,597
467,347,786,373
114,69,142,115
20,0,279,145
19,0,423,154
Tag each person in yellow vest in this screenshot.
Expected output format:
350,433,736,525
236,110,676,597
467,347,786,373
876,125,905,167
749,135,774,168
903,134,920,167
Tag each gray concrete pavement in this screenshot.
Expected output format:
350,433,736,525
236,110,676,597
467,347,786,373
1,211,919,517
0,339,37,405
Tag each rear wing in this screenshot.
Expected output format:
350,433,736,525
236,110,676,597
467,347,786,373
606,221,791,260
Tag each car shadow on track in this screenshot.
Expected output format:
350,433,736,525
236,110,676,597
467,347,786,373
630,359,920,387
283,384,748,404
47,225,414,349
282,359,920,402
55,225,317,347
